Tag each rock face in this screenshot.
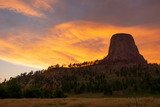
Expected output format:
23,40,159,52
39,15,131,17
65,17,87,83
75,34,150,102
102,33,147,64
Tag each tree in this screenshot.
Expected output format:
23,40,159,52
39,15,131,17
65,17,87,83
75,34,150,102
24,87,44,98
52,90,67,98
55,64,60,68
0,85,7,98
6,80,22,98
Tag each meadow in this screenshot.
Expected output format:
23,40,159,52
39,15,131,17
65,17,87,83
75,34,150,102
0,97,160,107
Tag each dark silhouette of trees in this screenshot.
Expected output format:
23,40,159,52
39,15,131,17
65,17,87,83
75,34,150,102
0,62,160,98
0,80,22,98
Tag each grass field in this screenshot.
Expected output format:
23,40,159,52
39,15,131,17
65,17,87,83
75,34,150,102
0,97,160,107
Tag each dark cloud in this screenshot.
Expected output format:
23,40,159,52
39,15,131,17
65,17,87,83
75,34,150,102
1,0,160,35
50,0,160,27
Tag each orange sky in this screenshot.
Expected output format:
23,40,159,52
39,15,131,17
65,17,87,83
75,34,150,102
0,21,159,69
0,0,160,80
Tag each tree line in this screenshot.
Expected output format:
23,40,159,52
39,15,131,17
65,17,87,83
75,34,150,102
0,62,160,98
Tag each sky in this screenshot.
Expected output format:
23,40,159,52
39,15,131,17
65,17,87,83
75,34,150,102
0,0,160,80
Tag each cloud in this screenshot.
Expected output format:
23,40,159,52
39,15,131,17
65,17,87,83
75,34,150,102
31,0,53,11
0,0,57,17
50,0,160,27
72,38,105,52
0,0,160,80
0,21,159,68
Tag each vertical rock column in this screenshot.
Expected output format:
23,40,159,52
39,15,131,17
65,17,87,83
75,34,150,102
103,33,147,64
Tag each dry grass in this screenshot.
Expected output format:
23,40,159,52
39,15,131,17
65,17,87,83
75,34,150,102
0,97,159,107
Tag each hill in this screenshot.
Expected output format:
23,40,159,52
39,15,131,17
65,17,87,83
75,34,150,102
0,33,160,98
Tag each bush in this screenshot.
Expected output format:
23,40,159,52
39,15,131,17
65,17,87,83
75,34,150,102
6,81,22,98
24,87,44,98
103,85,113,95
0,85,7,98
52,90,67,98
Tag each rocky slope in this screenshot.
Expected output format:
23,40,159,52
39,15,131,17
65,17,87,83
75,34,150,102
102,33,147,64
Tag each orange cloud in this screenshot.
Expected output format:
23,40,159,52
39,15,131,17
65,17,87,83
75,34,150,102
31,0,54,11
0,0,57,17
46,21,160,64
0,21,159,68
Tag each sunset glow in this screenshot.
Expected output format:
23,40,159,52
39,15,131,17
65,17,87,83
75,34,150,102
0,0,160,80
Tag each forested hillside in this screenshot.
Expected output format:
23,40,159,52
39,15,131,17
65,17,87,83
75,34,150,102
0,62,160,98
0,33,159,98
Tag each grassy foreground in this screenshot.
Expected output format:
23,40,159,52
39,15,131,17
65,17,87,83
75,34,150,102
0,97,160,107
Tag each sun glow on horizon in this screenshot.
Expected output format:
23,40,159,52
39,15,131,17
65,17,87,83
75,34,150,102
0,21,159,69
